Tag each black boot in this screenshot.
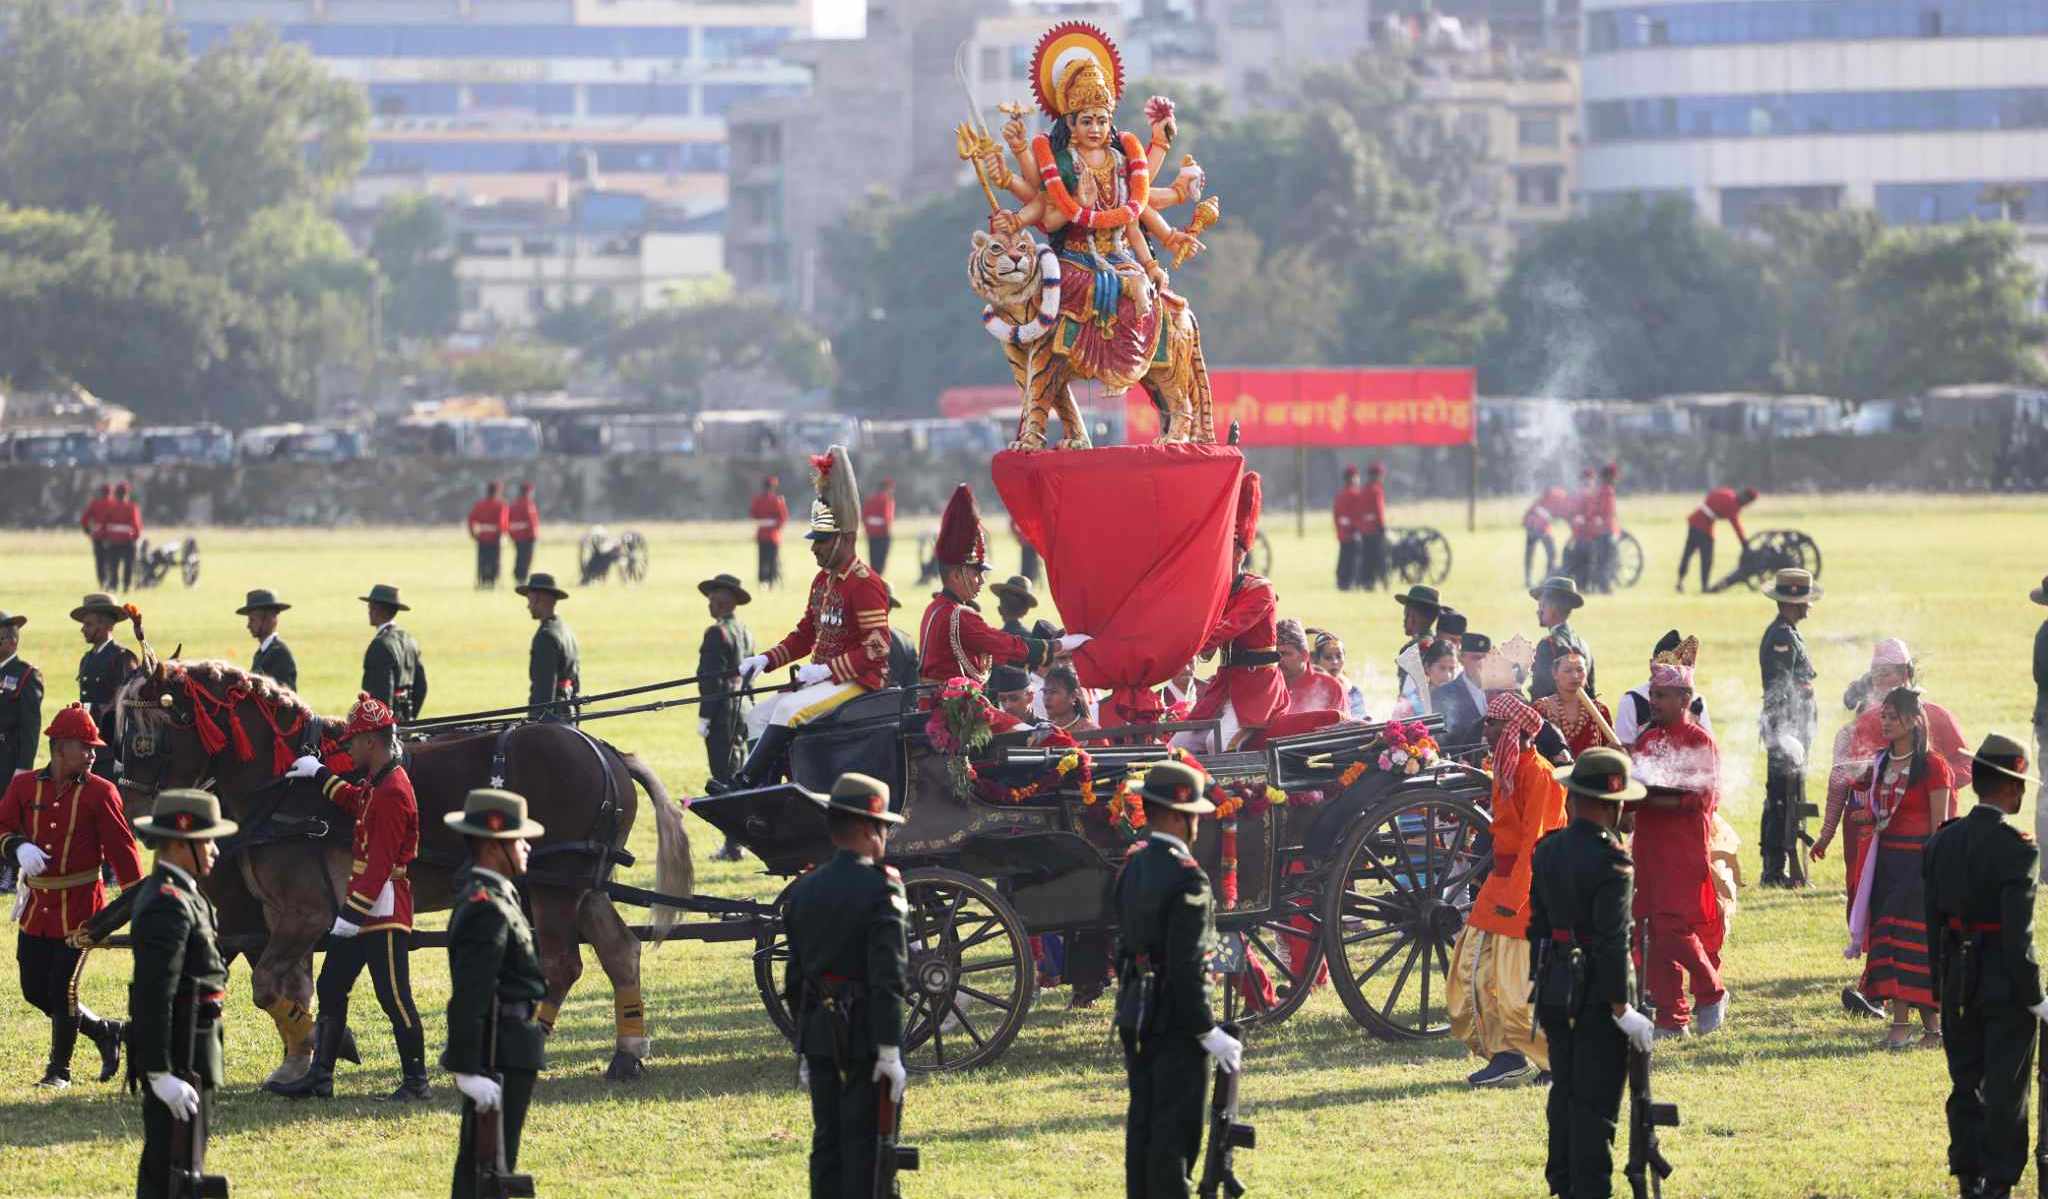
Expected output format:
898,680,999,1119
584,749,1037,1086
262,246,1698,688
706,725,794,795
79,1010,124,1083
380,1024,430,1102
38,1017,78,1088
713,839,744,862
267,1013,345,1098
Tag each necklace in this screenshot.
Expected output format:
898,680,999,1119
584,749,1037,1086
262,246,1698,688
1052,712,1083,730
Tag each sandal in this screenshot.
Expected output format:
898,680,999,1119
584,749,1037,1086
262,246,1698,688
1920,1031,1944,1050
1882,1027,1916,1051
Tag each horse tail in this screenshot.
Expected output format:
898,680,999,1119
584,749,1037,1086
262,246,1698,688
621,752,692,944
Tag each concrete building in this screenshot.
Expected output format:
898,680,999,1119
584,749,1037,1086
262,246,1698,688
451,191,724,332
141,0,823,211
1579,0,2048,274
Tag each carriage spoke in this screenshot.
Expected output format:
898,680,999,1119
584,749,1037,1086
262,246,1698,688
955,983,1016,1012
1244,928,1300,979
1350,839,1416,896
1340,921,1407,947
944,999,989,1049
1351,926,1413,980
1382,936,1424,1020
955,916,1009,955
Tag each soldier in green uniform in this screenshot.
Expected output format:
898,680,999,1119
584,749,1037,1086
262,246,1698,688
515,572,579,723
781,772,910,1199
696,574,755,861
1529,576,1595,702
1528,747,1656,1199
1115,760,1243,1199
127,788,236,1199
441,788,549,1199
1757,568,1819,887
72,593,138,781
0,610,38,894
237,589,298,692
359,584,429,723
1926,733,2048,1199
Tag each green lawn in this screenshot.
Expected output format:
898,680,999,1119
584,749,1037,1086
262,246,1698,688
0,492,2040,1197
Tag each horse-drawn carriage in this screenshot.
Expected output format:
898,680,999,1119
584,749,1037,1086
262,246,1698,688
691,687,1494,1073
133,535,200,589
1706,529,1823,593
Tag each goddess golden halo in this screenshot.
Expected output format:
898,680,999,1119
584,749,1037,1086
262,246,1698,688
1029,21,1123,119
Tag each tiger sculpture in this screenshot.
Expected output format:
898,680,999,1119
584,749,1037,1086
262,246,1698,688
969,227,1214,451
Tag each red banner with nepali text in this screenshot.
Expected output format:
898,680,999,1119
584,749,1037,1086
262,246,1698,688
1125,367,1476,447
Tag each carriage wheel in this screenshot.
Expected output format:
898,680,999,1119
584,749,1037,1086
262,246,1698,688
752,879,800,1042
1218,859,1326,1030
899,868,1034,1073
180,537,201,588
619,532,649,584
1249,532,1273,577
1320,790,1490,1040
1613,530,1644,590
1416,528,1452,585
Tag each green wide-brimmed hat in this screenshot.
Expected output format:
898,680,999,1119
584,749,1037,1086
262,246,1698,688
132,788,239,841
697,573,753,606
990,576,1039,608
1761,568,1822,605
1139,760,1216,815
235,589,291,616
70,593,124,622
824,772,905,825
1529,576,1585,610
514,571,569,601
1555,747,1647,802
444,788,547,839
1970,732,2041,786
1393,584,1442,611
357,583,410,612
0,610,24,630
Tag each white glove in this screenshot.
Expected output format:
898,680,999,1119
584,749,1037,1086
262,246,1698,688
148,1071,200,1120
794,663,833,687
286,754,323,779
14,842,48,878
454,1072,502,1112
798,1057,811,1092
2030,1000,2048,1023
328,916,361,939
1057,633,1092,652
872,1045,907,1103
737,654,769,683
696,719,710,738
1198,1025,1243,1074
1614,1005,1656,1054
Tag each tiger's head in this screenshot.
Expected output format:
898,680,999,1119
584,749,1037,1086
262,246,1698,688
968,227,1044,314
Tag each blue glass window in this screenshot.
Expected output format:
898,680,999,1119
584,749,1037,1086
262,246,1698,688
368,83,459,117
588,84,695,116
1875,180,2048,223
180,22,702,59
701,82,804,116
1588,0,2048,52
1587,88,2048,142
366,140,727,174
700,26,792,62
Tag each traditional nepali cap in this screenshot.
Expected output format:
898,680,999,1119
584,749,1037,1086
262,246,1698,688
697,573,753,606
806,445,861,541
989,575,1039,609
1461,632,1492,655
444,788,546,839
1762,567,1821,605
825,771,905,825
1530,575,1585,610
988,664,1032,695
234,588,290,615
934,484,991,572
133,788,238,841
1556,747,1647,802
1139,760,1216,815
1650,634,1698,690
1436,609,1468,638
44,703,105,747
1970,732,2040,786
70,592,124,621
342,692,396,738
1870,638,1912,669
1233,471,1262,550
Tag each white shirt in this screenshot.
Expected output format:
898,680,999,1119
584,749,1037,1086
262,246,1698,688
1147,830,1191,855
255,633,278,656
1613,685,1714,748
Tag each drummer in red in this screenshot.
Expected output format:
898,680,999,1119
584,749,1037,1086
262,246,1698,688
1678,486,1755,593
1627,648,1729,1036
1180,474,1287,751
916,484,1078,694
0,703,141,1087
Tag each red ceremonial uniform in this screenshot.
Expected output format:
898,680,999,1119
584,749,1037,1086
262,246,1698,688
1630,719,1725,1026
751,491,790,544
80,497,109,540
1188,574,1288,732
1687,488,1747,541
1524,486,1569,534
1332,481,1366,539
1567,486,1593,540
467,497,508,543
763,560,893,690
1357,480,1387,535
320,761,419,932
917,592,1045,687
0,770,142,937
507,494,539,543
1585,482,1618,537
102,499,142,544
862,491,894,538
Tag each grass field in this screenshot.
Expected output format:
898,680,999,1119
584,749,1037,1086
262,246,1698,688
0,491,2043,1198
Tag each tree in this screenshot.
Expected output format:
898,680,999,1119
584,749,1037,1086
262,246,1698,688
450,344,570,395
369,196,460,343
600,298,832,410
1483,199,1779,397
1847,223,2047,397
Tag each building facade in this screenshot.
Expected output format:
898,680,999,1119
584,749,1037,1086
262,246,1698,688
1579,0,2048,272
451,192,723,332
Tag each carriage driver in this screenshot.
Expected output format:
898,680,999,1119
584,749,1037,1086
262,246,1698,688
276,693,425,1100
715,446,893,794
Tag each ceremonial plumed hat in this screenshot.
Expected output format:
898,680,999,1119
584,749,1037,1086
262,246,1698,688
445,788,546,839
133,788,237,841
934,484,991,572
1649,634,1698,690
1233,472,1262,551
1556,747,1647,802
1970,733,2040,786
824,772,905,825
697,573,753,606
805,445,861,541
1139,760,1216,815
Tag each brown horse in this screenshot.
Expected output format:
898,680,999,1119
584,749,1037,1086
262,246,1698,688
112,659,691,1085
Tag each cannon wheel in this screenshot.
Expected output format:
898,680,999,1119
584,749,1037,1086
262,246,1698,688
619,531,649,584
179,537,200,588
1217,860,1325,1030
1786,530,1822,579
578,533,602,585
1612,530,1643,589
1320,787,1490,1040
752,878,800,1042
899,867,1034,1074
1396,528,1452,586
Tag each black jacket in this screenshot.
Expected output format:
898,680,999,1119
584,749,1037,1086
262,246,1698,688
1527,818,1635,1012
362,624,428,721
1925,804,2044,1011
782,849,910,1060
0,656,43,774
1114,834,1219,1039
251,636,297,691
128,863,229,1087
442,868,549,1074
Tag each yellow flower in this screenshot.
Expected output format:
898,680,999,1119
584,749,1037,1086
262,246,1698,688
1057,753,1079,775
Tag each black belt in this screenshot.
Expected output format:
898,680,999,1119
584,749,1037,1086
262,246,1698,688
1222,650,1279,668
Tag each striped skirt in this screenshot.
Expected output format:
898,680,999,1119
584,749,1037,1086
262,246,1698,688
1863,835,1935,1007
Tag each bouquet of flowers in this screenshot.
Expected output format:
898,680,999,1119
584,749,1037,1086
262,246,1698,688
1375,720,1442,776
926,677,997,798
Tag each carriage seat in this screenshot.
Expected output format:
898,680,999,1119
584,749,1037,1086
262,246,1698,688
789,687,912,799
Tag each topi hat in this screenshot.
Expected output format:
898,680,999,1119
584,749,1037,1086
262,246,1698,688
1436,609,1468,638
697,573,753,606
1762,568,1821,605
1461,632,1492,655
824,771,905,825
988,664,1032,695
1139,760,1216,815
70,593,124,622
1970,732,2040,786
445,788,547,839
933,484,991,572
1530,576,1585,611
514,571,570,601
44,703,105,747
358,583,410,612
132,788,238,841
1556,747,1647,802
235,589,291,616
342,693,396,738
990,576,1039,609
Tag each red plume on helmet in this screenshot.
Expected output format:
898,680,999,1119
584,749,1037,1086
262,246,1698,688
933,484,989,571
1233,472,1262,551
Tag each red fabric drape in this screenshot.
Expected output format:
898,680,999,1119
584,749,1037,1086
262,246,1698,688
992,445,1244,718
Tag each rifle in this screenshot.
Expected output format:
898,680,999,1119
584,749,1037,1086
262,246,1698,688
168,998,229,1199
872,1087,919,1198
1625,920,1678,1199
1781,784,1820,887
1197,1021,1255,1199
474,1013,535,1198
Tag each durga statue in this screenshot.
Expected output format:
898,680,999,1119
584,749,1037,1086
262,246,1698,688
962,22,1220,451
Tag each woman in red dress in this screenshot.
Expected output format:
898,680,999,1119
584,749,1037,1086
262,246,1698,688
1533,647,1618,758
1278,619,1345,714
1847,687,1954,1049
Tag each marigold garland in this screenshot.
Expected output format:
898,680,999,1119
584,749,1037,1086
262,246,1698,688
1031,130,1152,231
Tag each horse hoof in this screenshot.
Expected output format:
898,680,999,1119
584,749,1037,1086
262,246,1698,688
265,1055,312,1087
604,1051,645,1082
